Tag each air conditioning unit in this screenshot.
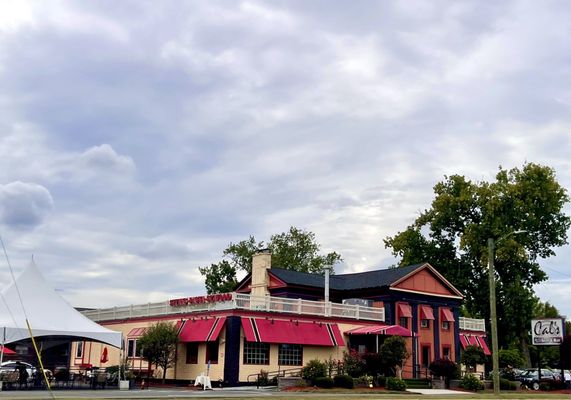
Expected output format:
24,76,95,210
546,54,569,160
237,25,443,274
342,298,373,307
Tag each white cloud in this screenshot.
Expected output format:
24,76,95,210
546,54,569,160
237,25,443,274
0,181,54,229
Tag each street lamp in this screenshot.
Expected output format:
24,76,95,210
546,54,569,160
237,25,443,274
488,230,526,395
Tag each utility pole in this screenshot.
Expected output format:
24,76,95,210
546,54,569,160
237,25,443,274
488,238,500,395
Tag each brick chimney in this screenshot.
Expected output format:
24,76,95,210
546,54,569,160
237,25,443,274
250,249,271,297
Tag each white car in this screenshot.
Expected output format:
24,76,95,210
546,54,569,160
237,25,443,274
0,361,36,382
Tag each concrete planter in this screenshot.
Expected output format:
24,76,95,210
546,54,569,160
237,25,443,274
119,380,130,390
277,377,306,389
431,378,446,389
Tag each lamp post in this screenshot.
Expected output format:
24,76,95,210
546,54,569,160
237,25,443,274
488,230,526,395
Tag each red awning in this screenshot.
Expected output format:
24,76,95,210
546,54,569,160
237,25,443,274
179,317,226,342
346,324,415,337
476,336,491,356
459,334,469,349
460,334,490,355
0,346,15,355
127,327,147,337
397,303,412,318
467,335,479,347
241,317,344,346
440,308,455,322
420,305,435,320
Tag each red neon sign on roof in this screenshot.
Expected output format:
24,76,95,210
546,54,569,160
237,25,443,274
169,293,233,307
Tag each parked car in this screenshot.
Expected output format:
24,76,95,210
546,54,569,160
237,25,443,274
518,368,559,390
0,361,36,382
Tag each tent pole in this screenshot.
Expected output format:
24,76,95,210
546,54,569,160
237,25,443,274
0,327,5,368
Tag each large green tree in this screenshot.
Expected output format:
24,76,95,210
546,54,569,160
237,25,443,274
137,322,179,383
199,226,342,294
384,163,570,360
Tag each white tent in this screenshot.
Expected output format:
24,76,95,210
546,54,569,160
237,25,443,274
0,262,122,348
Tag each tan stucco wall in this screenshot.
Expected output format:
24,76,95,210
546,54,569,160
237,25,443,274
72,317,418,381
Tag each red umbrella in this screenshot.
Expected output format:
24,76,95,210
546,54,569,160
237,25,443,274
0,346,16,355
100,347,108,364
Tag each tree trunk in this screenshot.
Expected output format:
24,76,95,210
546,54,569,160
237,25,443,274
162,366,167,384
519,333,531,367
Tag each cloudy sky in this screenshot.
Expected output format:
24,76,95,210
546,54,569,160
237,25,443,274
0,1,570,317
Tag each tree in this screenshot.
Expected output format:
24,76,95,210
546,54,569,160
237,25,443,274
137,322,179,383
429,358,458,382
498,349,524,368
461,345,486,372
200,226,342,294
379,336,410,379
384,163,570,359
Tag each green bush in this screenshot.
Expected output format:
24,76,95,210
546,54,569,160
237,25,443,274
499,378,517,390
333,374,354,389
460,374,484,392
343,349,366,377
355,374,373,387
386,377,407,391
314,377,334,388
301,359,327,383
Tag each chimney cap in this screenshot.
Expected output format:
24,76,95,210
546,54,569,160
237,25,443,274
255,248,271,254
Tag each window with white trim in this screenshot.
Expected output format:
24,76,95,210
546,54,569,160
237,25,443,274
243,340,270,365
278,344,302,366
75,342,83,358
127,339,137,357
442,321,450,330
421,319,430,329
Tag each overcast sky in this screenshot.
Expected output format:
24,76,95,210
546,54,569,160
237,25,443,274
0,0,570,318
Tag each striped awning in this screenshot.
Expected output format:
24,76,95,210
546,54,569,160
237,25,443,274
460,333,491,356
241,317,344,347
127,327,148,337
346,324,415,337
178,316,226,342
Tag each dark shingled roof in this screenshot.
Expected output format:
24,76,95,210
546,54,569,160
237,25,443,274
269,263,426,291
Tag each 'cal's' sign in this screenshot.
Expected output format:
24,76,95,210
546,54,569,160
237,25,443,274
531,318,564,345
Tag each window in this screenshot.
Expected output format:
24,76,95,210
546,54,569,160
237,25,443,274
206,340,219,364
399,317,409,329
442,346,451,360
278,344,303,366
243,340,270,365
127,339,141,358
442,321,450,330
421,319,430,329
186,343,198,364
75,342,83,358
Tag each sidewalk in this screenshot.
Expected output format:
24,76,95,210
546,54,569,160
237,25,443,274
407,388,471,395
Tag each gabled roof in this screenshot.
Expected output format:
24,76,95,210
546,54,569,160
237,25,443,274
268,263,427,291
236,262,464,299
0,262,122,347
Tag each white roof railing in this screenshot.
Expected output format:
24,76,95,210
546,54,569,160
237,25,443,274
81,292,486,331
81,292,385,323
459,317,486,332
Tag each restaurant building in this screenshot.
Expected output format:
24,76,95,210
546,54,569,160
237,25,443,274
73,251,489,384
